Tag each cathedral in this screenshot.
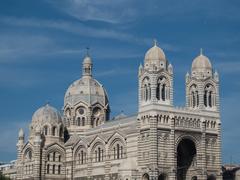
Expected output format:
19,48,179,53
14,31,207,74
16,41,222,180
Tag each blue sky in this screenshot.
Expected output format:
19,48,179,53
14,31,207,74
0,0,240,164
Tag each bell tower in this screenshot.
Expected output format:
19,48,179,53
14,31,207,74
186,50,219,111
137,40,174,179
138,40,173,112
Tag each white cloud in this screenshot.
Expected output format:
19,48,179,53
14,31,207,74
0,16,150,44
47,0,138,23
46,0,240,25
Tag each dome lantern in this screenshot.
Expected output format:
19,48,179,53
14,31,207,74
82,48,93,77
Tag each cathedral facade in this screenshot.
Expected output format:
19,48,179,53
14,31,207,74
16,42,222,180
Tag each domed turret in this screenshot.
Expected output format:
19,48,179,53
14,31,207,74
191,49,212,78
144,40,168,70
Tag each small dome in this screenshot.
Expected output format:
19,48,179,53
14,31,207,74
31,103,62,126
64,77,109,107
192,54,212,71
145,43,166,61
83,55,92,64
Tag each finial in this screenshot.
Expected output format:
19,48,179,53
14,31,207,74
86,46,90,56
153,39,157,46
45,101,50,106
200,48,203,55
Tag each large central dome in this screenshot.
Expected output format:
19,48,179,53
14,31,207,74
64,76,109,107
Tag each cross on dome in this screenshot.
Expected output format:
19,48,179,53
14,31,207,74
153,39,158,46
200,48,203,55
86,46,90,56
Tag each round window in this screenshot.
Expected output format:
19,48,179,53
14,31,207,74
78,108,84,115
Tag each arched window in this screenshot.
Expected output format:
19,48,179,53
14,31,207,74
192,91,196,107
209,91,212,107
76,107,86,126
142,77,151,102
82,117,85,126
117,144,120,159
59,126,63,137
53,152,56,161
76,147,87,165
145,84,148,101
120,146,123,158
93,145,104,162
77,117,81,126
161,84,166,101
98,147,101,162
156,84,160,100
52,126,56,136
113,147,116,159
156,76,169,101
111,142,124,160
44,126,48,135
204,84,216,108
58,155,61,162
95,150,98,162
190,84,199,108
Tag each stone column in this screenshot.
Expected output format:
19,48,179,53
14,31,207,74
33,127,42,180
199,118,207,180
41,148,46,180
216,122,223,180
168,115,176,180
87,148,93,180
198,82,204,109
104,148,111,180
169,75,174,106
16,129,24,180
149,115,158,180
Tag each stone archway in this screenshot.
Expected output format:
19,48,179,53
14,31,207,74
177,138,197,180
158,173,167,180
207,175,216,180
142,173,150,180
